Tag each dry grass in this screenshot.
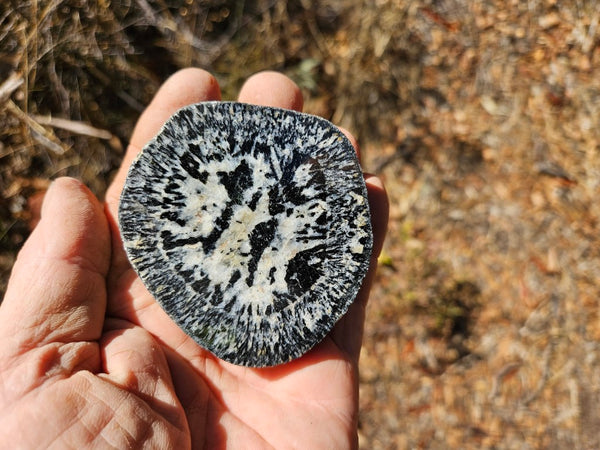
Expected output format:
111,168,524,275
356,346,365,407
2,0,600,448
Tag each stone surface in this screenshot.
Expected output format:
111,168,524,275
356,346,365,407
118,101,372,367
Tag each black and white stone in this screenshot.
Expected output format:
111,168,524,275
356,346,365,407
118,101,373,367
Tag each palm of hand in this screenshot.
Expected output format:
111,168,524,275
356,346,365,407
0,70,387,448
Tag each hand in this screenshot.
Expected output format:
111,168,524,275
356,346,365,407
0,69,388,448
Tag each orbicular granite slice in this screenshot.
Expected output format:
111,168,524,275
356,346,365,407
118,101,372,367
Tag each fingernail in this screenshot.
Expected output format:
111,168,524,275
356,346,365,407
365,174,385,191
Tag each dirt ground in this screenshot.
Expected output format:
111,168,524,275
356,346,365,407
2,0,600,448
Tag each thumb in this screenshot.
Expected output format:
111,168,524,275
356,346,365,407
0,177,111,349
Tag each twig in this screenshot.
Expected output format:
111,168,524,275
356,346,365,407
489,362,522,400
522,343,552,406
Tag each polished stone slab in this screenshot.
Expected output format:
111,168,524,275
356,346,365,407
119,101,372,367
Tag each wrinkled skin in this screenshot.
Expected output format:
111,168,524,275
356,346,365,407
0,70,388,449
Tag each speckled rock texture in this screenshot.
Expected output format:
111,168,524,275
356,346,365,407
118,101,372,367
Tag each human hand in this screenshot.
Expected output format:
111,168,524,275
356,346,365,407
0,69,388,448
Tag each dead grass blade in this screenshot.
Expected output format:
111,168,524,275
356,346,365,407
5,99,68,155
0,73,24,105
32,115,113,140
